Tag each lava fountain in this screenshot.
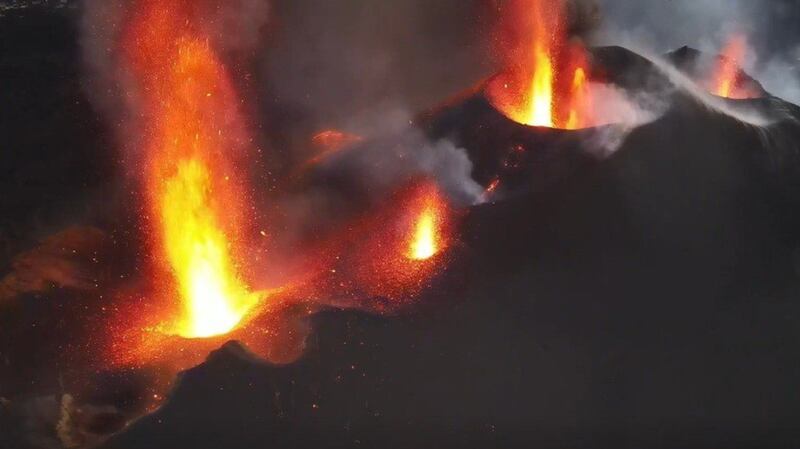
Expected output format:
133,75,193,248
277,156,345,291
710,34,757,99
122,1,263,339
524,0,558,127
486,0,594,129
298,180,453,311
408,194,443,261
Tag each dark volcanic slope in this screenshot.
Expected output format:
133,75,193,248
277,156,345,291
104,50,800,449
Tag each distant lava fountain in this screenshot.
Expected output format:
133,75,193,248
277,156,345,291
710,34,758,99
486,0,594,129
123,1,263,339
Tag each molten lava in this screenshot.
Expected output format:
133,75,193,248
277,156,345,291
311,129,364,153
408,205,439,261
565,67,590,130
300,181,453,310
161,158,259,338
487,0,594,129
123,1,263,339
525,0,557,128
711,34,757,99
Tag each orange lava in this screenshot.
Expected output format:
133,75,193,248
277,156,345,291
311,129,363,153
300,129,365,170
486,0,594,129
481,178,502,203
105,1,461,376
293,181,455,312
711,34,758,99
122,1,264,339
408,207,440,261
353,181,452,302
565,66,590,130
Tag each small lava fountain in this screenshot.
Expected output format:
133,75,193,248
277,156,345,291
710,34,759,99
408,200,441,261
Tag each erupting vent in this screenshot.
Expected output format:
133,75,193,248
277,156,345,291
123,1,264,339
709,34,759,99
486,0,594,129
408,194,443,261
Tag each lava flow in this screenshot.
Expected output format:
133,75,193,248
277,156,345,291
487,0,594,129
106,0,459,370
710,34,758,99
122,1,263,339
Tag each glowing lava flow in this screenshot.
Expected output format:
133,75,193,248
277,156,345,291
123,1,262,339
711,34,756,99
487,0,594,129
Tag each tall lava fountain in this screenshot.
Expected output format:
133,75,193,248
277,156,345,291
121,0,264,339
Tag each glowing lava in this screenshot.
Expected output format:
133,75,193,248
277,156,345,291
161,158,259,338
711,34,757,99
526,0,557,127
565,67,589,130
123,1,262,339
409,208,438,261
487,0,594,129
309,181,453,308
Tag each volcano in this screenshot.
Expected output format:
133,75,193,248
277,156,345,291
4,2,800,449
92,46,800,448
